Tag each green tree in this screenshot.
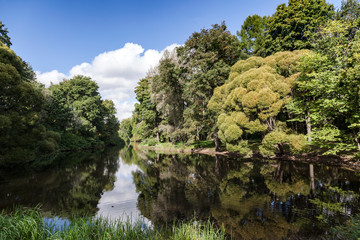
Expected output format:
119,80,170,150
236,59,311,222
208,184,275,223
101,99,120,145
119,118,134,144
133,77,160,141
0,21,11,47
264,0,334,55
238,14,268,57
45,75,120,148
149,50,184,142
48,76,104,135
177,22,241,145
208,50,309,156
290,18,360,153
0,43,59,164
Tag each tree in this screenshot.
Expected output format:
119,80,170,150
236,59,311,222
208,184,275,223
133,77,160,141
208,50,309,156
237,15,268,57
0,43,59,164
177,22,241,145
48,76,104,135
150,50,184,143
290,17,360,153
101,99,120,145
264,0,334,55
45,75,120,148
119,118,134,144
0,21,11,47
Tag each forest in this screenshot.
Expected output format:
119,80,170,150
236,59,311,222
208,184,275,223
0,22,121,166
2,0,360,166
121,0,360,158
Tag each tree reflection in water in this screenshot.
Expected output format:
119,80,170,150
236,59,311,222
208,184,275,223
0,147,121,218
1,146,359,239
121,147,360,239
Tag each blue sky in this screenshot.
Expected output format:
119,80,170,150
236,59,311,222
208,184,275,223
0,0,343,120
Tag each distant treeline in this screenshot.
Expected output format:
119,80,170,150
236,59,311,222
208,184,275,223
0,22,121,166
121,0,360,157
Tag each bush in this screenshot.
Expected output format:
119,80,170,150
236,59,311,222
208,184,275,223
59,132,91,150
145,138,158,146
226,140,252,156
260,130,307,157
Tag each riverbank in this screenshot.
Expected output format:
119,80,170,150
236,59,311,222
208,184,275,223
0,207,227,240
137,143,360,171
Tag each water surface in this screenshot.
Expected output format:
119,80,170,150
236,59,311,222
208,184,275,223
1,147,360,239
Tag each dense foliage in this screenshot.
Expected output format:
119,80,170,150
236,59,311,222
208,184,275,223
0,24,121,166
208,50,309,156
126,0,360,157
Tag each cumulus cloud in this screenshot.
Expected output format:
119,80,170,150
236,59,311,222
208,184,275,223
35,70,67,87
36,43,180,121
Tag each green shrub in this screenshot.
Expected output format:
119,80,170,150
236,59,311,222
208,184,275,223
146,138,158,147
59,133,91,150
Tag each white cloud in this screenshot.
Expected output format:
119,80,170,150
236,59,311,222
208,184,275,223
36,43,180,121
35,70,67,87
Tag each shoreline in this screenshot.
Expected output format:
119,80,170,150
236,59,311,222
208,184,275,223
137,145,360,171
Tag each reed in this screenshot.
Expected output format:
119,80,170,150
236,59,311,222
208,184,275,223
0,207,228,240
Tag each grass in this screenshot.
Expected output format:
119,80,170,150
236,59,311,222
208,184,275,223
141,140,217,151
0,207,228,240
188,140,216,149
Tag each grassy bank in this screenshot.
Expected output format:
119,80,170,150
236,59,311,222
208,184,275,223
0,207,228,240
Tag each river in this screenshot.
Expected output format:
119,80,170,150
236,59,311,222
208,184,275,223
0,146,359,239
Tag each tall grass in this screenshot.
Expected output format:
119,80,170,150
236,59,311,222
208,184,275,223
0,207,229,240
173,220,227,240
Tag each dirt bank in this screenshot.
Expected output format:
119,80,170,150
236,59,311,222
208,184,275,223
138,145,360,171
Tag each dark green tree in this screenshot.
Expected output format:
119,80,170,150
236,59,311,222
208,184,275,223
133,77,160,141
0,44,59,164
264,0,334,55
101,99,120,145
177,22,241,145
0,21,11,47
45,75,120,148
237,14,268,57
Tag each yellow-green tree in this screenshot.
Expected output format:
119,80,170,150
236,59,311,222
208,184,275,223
208,50,309,156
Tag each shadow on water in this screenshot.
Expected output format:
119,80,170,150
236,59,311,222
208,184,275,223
120,147,360,239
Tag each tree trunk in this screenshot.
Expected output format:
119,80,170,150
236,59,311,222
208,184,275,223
277,143,284,155
214,131,221,151
156,131,160,142
306,111,312,142
353,130,360,150
309,164,315,193
354,136,360,150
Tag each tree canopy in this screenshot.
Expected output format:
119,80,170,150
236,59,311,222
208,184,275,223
237,14,268,57
264,0,334,55
208,50,309,156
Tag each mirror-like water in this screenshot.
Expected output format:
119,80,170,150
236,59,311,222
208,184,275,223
1,146,360,239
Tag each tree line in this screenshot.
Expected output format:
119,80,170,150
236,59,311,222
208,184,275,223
123,0,360,157
0,23,121,166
